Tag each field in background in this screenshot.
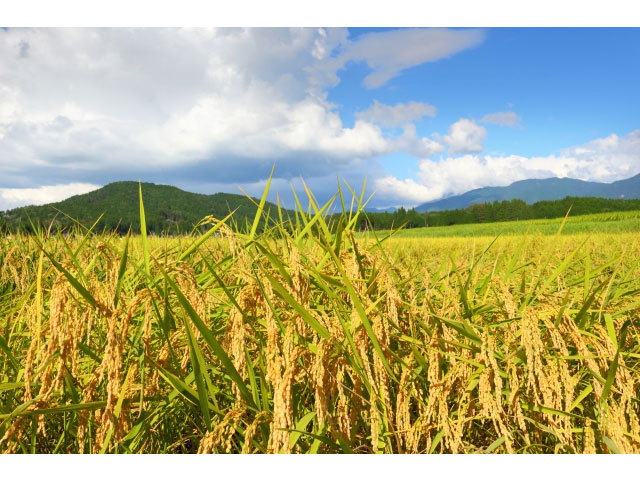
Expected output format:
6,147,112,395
1,186,640,453
379,209,640,238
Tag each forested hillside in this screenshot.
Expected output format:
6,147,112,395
0,181,280,234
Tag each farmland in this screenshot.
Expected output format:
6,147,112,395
1,187,639,453
381,209,640,238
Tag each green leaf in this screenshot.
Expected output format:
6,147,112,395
575,279,607,329
0,396,99,423
178,210,236,261
569,384,593,412
0,382,25,392
288,411,316,450
182,316,212,431
521,402,581,419
485,436,505,453
39,247,97,309
158,264,256,410
0,335,19,373
100,365,135,453
262,271,330,340
602,436,621,454
113,231,129,308
600,320,631,406
429,428,445,454
604,314,618,350
248,164,274,239
287,429,341,452
139,182,151,279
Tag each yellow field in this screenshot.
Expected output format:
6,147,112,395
1,200,640,452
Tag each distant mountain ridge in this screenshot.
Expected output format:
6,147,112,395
416,173,640,212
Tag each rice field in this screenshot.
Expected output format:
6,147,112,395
386,209,640,238
1,186,640,453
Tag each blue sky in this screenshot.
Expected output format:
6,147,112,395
332,28,640,177
1,27,639,209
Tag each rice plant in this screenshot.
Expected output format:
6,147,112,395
1,181,639,453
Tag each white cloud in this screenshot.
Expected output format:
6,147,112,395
356,100,436,127
373,176,433,204
149,96,391,163
394,124,444,158
327,28,485,89
0,28,379,180
442,118,487,154
0,183,100,210
560,131,640,182
374,129,640,206
480,111,521,127
0,27,484,201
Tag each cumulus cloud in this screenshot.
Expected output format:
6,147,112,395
394,124,444,158
0,27,485,208
442,118,487,155
480,111,521,127
1,28,380,185
0,183,100,210
372,176,433,205
374,129,640,207
560,130,640,182
356,100,437,127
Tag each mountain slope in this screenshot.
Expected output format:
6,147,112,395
0,181,281,233
416,173,640,212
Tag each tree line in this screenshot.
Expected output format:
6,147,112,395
352,196,640,230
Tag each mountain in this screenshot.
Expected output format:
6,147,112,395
416,173,640,212
0,181,283,234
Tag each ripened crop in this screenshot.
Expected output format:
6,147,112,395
1,183,639,453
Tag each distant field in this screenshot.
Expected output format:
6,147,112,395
378,210,640,238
